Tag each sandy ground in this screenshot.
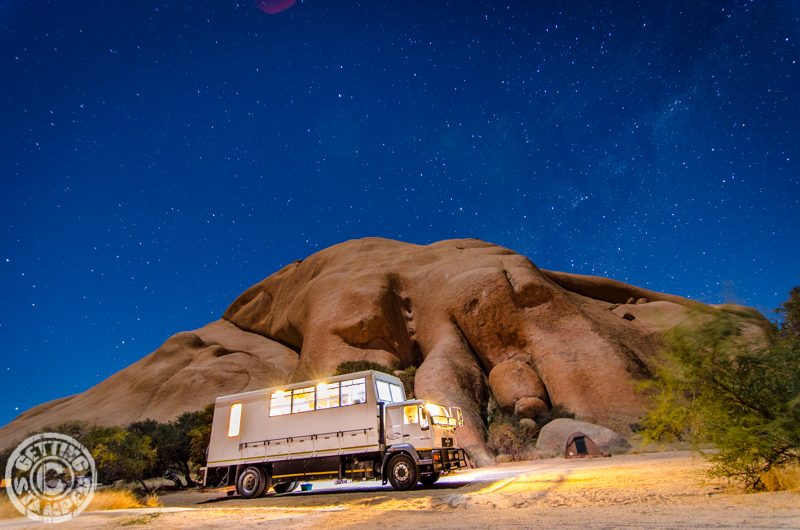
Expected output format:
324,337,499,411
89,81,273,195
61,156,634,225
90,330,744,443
1,451,798,529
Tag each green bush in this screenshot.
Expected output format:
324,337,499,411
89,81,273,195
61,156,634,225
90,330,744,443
640,288,800,490
486,412,538,461
395,365,417,399
333,360,395,376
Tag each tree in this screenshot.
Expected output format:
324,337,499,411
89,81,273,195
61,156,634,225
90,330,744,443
129,419,185,486
187,404,214,477
84,426,157,491
776,286,800,344
129,408,214,487
641,290,800,490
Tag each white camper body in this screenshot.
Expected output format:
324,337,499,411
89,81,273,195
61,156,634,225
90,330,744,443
204,370,467,496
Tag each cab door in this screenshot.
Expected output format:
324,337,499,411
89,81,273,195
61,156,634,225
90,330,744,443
384,405,406,444
402,404,432,449
385,403,430,449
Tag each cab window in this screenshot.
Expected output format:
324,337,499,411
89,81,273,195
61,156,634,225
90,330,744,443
403,405,419,424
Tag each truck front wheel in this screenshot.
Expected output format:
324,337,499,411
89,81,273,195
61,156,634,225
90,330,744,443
237,466,267,498
387,454,418,491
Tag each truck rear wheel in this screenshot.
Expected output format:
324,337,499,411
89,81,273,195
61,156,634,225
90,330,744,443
273,480,299,494
387,454,418,491
237,466,267,498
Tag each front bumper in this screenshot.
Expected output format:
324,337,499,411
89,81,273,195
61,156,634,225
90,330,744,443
432,448,467,472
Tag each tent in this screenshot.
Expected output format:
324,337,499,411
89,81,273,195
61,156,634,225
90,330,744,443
564,431,605,459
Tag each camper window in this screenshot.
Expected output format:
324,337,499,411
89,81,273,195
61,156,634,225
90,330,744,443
389,383,404,402
316,382,340,409
376,380,392,402
269,390,291,416
227,403,242,437
377,380,406,403
291,387,315,413
340,378,366,406
269,377,367,416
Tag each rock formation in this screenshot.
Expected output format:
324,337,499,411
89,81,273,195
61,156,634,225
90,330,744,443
0,238,766,464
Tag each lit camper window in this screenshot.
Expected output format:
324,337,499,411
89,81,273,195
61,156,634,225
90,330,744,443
317,382,340,409
228,403,242,437
341,378,366,405
269,390,291,416
291,387,315,413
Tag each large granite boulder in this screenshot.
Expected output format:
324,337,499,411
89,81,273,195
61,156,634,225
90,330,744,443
0,238,767,464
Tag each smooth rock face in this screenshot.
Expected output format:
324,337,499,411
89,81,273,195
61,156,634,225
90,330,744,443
0,238,765,464
536,418,630,455
0,320,298,448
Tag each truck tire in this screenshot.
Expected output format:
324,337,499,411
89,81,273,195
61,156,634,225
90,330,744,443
273,480,299,494
419,471,441,486
387,454,418,491
237,466,267,498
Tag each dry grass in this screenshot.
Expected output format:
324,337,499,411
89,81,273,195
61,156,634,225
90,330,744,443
88,489,162,510
144,493,163,507
0,489,162,520
761,466,800,492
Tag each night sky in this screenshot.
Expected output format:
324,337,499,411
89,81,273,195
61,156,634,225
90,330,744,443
1,1,798,427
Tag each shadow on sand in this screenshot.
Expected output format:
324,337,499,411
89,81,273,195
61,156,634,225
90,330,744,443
199,480,476,504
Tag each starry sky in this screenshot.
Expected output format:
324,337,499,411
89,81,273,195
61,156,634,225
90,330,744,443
1,0,798,427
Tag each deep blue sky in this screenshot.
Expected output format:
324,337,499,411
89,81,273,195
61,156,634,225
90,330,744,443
1,0,798,427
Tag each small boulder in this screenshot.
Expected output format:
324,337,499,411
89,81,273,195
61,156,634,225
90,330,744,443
536,418,629,454
514,397,550,422
488,360,546,409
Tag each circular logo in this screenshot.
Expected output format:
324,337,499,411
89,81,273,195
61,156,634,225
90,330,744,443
4,432,96,523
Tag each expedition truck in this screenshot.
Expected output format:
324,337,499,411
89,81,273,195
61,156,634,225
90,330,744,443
203,370,467,497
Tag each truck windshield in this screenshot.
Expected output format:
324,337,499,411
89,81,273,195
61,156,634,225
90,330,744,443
426,403,457,426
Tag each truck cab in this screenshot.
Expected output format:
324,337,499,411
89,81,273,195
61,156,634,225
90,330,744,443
382,400,465,487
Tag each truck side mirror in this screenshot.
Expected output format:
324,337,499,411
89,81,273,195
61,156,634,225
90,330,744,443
419,405,429,430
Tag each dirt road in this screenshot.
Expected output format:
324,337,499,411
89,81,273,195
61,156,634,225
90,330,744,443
2,451,798,529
